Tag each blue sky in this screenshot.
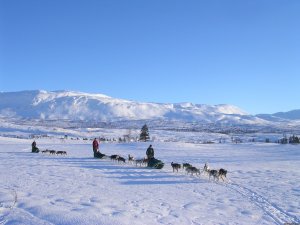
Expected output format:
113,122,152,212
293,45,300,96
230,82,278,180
0,0,299,114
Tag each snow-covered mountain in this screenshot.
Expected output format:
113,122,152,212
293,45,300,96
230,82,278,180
0,90,265,124
0,90,287,126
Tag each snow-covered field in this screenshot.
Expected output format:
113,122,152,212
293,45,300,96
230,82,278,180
0,137,299,225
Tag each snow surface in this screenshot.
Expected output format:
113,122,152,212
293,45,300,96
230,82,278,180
0,137,299,225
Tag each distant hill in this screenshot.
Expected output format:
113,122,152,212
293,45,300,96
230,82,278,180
273,110,300,120
256,110,300,122
0,90,269,125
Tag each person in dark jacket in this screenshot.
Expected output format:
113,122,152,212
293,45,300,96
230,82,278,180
146,145,154,159
92,138,105,158
31,140,39,153
145,145,164,169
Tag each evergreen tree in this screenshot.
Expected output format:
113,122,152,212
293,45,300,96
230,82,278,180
139,124,150,141
280,137,288,144
289,135,300,144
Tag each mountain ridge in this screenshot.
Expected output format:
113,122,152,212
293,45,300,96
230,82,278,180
0,90,298,125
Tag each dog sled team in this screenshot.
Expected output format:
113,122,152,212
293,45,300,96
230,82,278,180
31,138,227,180
171,162,228,182
41,150,67,155
92,139,164,169
92,138,227,180
31,141,67,155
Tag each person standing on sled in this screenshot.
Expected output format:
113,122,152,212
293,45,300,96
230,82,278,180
31,140,39,153
92,138,99,156
145,145,164,169
146,144,154,159
92,138,105,158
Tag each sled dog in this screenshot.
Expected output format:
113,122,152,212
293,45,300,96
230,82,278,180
128,154,134,163
209,169,218,180
56,151,67,155
186,166,200,176
171,162,181,172
49,150,56,155
182,163,192,169
117,156,126,163
110,155,119,161
218,168,227,181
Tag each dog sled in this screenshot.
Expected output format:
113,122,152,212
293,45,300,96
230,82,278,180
31,147,39,153
94,151,106,159
147,158,164,169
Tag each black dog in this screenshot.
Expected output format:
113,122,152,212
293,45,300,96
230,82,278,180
218,168,227,181
110,155,119,161
182,163,192,169
117,156,126,163
128,154,134,163
171,162,181,172
56,151,67,155
186,166,200,176
209,170,218,180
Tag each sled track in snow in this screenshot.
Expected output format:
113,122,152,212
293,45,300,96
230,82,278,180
101,159,300,224
119,158,299,225
220,180,300,225
0,187,17,224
